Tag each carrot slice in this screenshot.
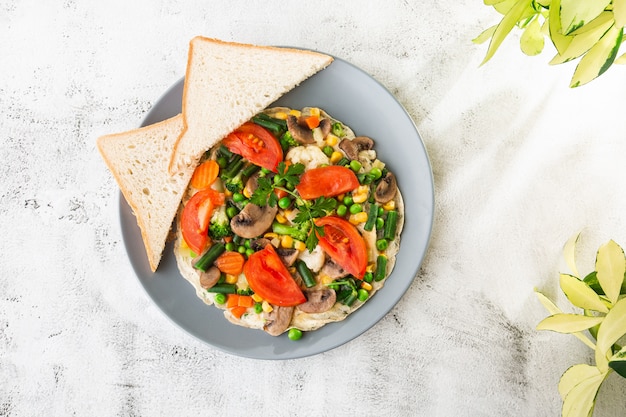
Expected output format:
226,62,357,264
190,160,220,189
214,251,246,275
230,306,248,319
226,294,240,309
304,115,320,129
237,295,254,308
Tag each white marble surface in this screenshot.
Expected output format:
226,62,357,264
3,1,626,416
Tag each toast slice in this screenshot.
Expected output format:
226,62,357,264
168,37,333,174
97,115,194,271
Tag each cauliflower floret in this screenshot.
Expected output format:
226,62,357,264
286,145,329,171
298,244,325,272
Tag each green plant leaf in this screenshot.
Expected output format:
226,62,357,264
550,12,614,64
561,370,607,417
537,313,604,333
560,0,611,35
560,274,610,313
535,290,596,349
473,25,498,44
484,0,508,5
595,297,626,372
609,345,626,378
595,239,625,304
615,51,626,64
563,232,581,278
520,15,545,55
558,363,602,400
481,0,537,65
570,24,623,87
493,0,518,15
569,10,614,35
614,0,626,28
549,0,574,54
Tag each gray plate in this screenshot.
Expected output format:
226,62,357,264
119,54,434,359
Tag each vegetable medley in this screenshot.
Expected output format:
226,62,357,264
177,107,402,339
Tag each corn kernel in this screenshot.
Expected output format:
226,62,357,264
281,235,294,248
274,111,288,120
223,189,232,197
262,301,273,313
180,239,189,249
252,293,263,303
330,151,343,164
349,212,368,224
321,275,334,285
275,213,288,224
289,109,302,117
243,187,252,199
366,263,376,273
325,134,338,147
383,200,396,211
225,274,238,284
361,282,373,291
264,232,278,240
352,193,368,204
293,240,306,252
309,107,321,117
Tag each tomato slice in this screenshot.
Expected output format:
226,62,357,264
243,244,306,307
296,166,359,200
222,122,283,172
315,216,368,279
181,189,225,255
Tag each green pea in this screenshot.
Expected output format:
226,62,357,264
343,195,353,206
369,167,382,180
214,293,227,304
336,204,348,217
244,239,251,249
278,196,292,209
378,206,384,217
245,248,255,257
225,242,236,252
357,289,369,302
376,239,389,251
273,176,285,187
226,206,238,218
322,145,334,157
254,302,263,314
288,328,303,341
376,217,384,230
350,160,362,172
363,272,374,283
349,203,362,214
232,192,246,203
237,245,246,254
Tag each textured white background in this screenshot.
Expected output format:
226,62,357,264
3,1,626,416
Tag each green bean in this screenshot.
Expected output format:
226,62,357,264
363,203,378,231
374,255,388,282
296,259,317,288
383,210,398,241
194,243,226,272
206,283,237,294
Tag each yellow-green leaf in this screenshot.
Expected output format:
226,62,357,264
561,371,606,417
484,0,508,5
520,15,545,55
558,364,602,400
473,25,498,44
595,239,625,304
614,0,626,28
569,11,613,35
563,232,581,278
493,0,518,15
534,290,596,349
595,297,626,372
571,25,623,87
481,0,536,65
560,274,610,313
560,0,611,35
536,313,604,333
609,345,626,378
615,51,626,64
549,0,574,54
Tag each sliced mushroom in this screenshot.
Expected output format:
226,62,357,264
197,266,221,289
263,306,294,336
319,258,349,280
250,237,271,251
286,115,315,144
318,118,332,139
230,203,278,238
297,289,337,313
374,172,397,204
338,136,374,160
244,171,261,196
277,248,299,267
